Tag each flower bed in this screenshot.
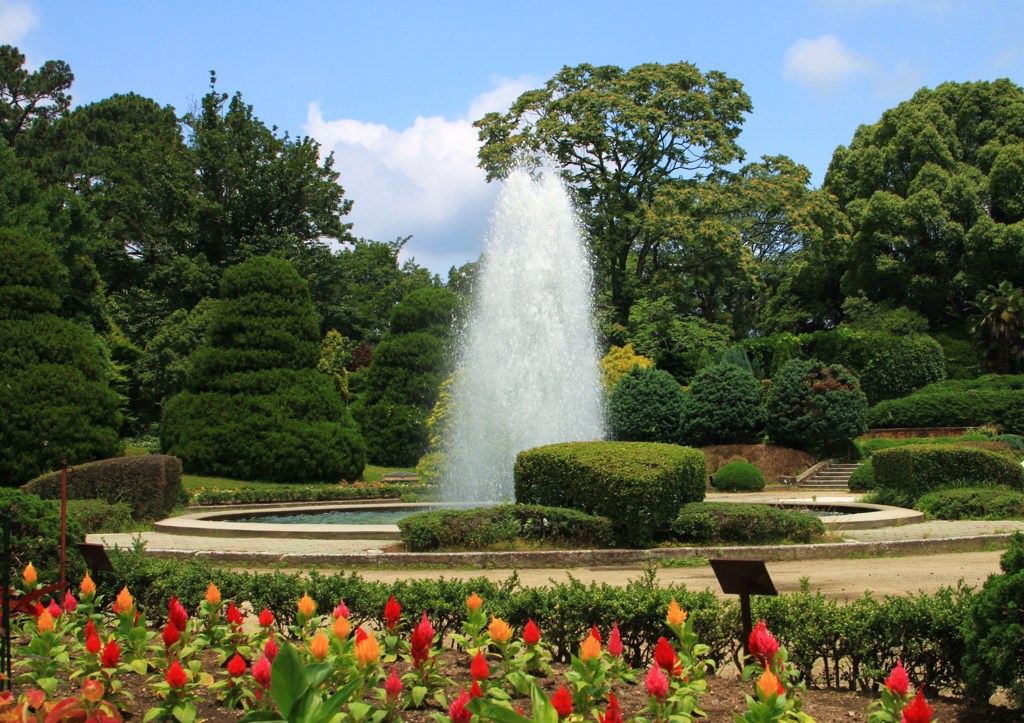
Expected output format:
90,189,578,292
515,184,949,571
3,564,951,722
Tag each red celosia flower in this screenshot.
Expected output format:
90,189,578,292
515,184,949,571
885,660,910,698
384,594,401,630
168,596,188,631
470,651,489,681
355,627,368,644
550,686,573,718
589,623,602,645
46,599,61,618
227,653,247,678
62,591,77,614
253,654,272,689
608,622,623,658
646,664,669,700
264,635,279,662
85,620,101,654
749,620,780,667
334,599,350,619
469,680,483,698
226,601,243,627
166,660,187,689
411,612,435,668
162,622,180,647
523,618,541,645
258,608,274,627
597,691,623,723
100,639,120,669
448,688,471,723
654,636,680,675
901,688,934,723
385,667,402,701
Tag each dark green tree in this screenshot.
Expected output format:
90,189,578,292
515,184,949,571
679,362,767,446
766,358,867,456
353,287,460,466
475,61,751,325
161,256,365,482
607,365,685,443
824,79,1024,326
0,230,120,486
0,45,72,149
971,280,1024,374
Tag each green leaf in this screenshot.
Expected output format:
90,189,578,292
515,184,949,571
411,685,427,707
269,642,309,718
130,657,150,675
347,701,372,722
172,702,197,723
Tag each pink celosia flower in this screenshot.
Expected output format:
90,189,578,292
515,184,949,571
646,664,669,700
253,655,272,689
608,621,623,658
885,660,910,698
448,688,471,723
749,620,780,667
385,667,402,701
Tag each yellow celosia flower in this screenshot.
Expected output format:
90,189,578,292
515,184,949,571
757,669,783,699
666,598,688,628
80,572,96,598
22,562,37,587
309,631,329,661
466,592,483,612
297,592,316,619
332,614,351,640
580,635,601,662
205,582,221,606
354,632,381,667
488,616,512,644
36,609,55,633
114,586,133,615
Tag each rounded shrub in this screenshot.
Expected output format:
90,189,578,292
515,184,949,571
916,487,1024,520
847,460,875,491
608,366,685,443
711,460,765,491
766,358,868,456
0,488,85,583
670,502,824,544
679,362,767,446
0,230,120,486
872,443,1024,507
162,257,365,483
514,441,705,548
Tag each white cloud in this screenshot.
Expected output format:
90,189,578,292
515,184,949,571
0,0,37,45
306,76,537,274
783,35,879,94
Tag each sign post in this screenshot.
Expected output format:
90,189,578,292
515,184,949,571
710,558,778,655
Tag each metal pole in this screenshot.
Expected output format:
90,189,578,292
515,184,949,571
60,460,68,586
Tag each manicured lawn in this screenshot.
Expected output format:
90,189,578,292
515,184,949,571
182,464,400,491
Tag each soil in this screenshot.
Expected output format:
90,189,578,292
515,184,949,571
21,647,1018,722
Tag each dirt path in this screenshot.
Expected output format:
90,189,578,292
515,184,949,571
349,549,1004,600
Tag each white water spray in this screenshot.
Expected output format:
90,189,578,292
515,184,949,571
442,167,606,503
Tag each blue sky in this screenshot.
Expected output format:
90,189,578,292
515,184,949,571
3,0,1022,274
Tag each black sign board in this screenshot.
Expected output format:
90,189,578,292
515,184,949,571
710,558,778,655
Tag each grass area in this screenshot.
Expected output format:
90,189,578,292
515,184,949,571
181,464,397,491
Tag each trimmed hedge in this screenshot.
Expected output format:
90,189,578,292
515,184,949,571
0,488,84,582
866,390,1024,434
916,487,1024,520
23,454,185,521
854,433,1006,457
397,504,614,551
65,499,135,533
514,441,706,548
669,502,825,545
847,460,875,491
872,444,1024,507
189,481,433,506
711,460,766,491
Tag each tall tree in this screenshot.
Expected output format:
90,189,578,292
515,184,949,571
475,61,751,324
0,45,72,149
824,79,1024,327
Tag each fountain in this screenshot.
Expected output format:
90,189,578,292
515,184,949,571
441,167,607,504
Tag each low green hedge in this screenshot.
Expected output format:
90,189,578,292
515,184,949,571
855,433,1000,457
872,444,1024,507
514,441,706,548
669,502,825,545
0,488,84,582
711,460,765,491
64,499,135,533
916,487,1024,520
397,504,614,551
188,482,434,506
23,455,185,521
848,460,875,491
866,389,1024,434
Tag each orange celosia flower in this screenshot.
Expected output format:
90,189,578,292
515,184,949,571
298,592,316,619
332,614,351,640
757,669,784,699
22,562,37,587
309,632,329,661
114,587,133,615
666,598,688,628
36,609,55,633
205,582,221,606
488,616,512,644
80,572,96,598
580,635,601,662
466,592,483,612
354,632,381,667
